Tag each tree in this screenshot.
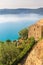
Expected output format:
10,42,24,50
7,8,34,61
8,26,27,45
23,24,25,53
6,39,11,42
6,39,11,45
19,28,28,40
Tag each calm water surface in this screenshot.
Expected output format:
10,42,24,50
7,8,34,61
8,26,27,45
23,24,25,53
0,14,43,41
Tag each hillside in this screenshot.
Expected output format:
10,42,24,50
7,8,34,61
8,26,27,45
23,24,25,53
0,8,43,15
23,40,43,65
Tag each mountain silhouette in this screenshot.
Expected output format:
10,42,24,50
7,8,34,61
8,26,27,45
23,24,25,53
0,8,43,15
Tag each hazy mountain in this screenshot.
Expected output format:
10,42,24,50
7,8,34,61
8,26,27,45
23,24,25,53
0,8,43,15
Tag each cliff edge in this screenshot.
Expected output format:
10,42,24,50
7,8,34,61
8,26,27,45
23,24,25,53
24,40,43,65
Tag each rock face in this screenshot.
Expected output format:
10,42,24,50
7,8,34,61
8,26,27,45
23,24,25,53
28,19,43,41
24,40,43,65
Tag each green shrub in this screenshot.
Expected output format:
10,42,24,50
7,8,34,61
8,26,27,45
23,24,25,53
12,38,35,65
19,28,28,39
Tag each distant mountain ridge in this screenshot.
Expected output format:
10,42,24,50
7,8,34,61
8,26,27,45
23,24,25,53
0,8,43,15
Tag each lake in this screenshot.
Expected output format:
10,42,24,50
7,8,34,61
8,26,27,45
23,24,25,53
0,14,43,41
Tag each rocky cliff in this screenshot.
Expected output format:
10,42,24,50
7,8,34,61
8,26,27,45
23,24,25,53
23,40,43,65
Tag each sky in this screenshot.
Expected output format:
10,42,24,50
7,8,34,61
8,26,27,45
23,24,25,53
0,0,43,9
0,0,43,23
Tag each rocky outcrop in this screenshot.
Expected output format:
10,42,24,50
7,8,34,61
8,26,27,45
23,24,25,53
24,40,43,65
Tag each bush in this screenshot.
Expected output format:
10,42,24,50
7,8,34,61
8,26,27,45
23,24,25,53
1,43,20,65
0,37,35,65
19,28,28,39
12,38,35,65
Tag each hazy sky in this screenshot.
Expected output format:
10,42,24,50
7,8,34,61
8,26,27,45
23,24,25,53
0,0,43,9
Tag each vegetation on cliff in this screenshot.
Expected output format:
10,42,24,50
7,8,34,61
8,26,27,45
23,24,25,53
0,28,36,65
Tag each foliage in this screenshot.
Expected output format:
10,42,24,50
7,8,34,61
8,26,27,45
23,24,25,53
11,37,35,65
17,40,26,51
28,37,35,43
6,39,11,42
0,23,36,65
19,28,28,39
1,43,20,65
0,37,35,65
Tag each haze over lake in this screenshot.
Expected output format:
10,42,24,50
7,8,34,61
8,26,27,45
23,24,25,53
0,13,43,41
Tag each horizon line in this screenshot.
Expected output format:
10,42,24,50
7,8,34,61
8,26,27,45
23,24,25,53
0,7,43,9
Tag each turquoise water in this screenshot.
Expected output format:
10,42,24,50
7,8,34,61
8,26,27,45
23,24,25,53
0,14,43,41
0,21,36,41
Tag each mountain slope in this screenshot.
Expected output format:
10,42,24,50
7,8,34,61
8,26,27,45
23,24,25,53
24,40,43,65
0,8,43,15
